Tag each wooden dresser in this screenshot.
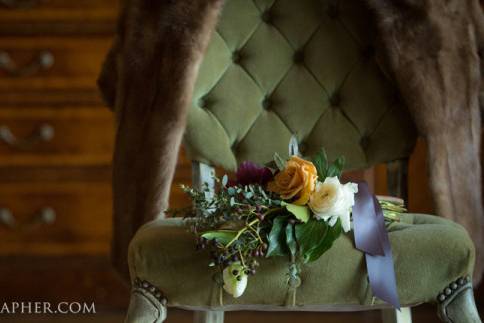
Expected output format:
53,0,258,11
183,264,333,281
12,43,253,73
0,0,130,310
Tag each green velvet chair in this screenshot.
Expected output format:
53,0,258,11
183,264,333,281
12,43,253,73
124,1,481,322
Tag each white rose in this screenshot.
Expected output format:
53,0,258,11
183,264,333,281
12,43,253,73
308,177,358,232
222,262,247,298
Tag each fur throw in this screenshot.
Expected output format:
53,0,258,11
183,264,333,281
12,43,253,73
98,0,224,280
367,0,484,284
99,0,484,283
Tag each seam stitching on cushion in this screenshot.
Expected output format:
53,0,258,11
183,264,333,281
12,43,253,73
366,104,396,142
259,18,332,136
303,107,330,143
203,108,233,145
236,59,299,146
296,23,332,98
332,59,367,138
236,24,276,93
333,7,402,91
201,33,232,97
336,15,365,49
267,3,322,53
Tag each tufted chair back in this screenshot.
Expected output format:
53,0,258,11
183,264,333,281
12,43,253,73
183,0,417,171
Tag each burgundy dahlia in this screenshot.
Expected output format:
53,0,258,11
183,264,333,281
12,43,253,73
235,161,273,186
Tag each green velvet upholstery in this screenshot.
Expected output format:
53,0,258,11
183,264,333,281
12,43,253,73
128,214,474,309
184,0,417,171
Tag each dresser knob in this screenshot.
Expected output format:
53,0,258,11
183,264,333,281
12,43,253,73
0,123,54,150
0,208,15,228
0,50,54,77
0,0,40,9
38,207,56,224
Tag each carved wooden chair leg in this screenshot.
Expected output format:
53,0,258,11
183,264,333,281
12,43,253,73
125,278,168,323
437,276,481,323
381,307,412,323
193,310,225,323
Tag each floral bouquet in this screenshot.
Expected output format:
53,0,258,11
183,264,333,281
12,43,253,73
177,146,405,298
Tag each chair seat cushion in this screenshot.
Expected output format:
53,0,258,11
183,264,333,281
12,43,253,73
128,214,474,310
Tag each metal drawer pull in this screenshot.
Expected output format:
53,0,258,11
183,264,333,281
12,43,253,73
38,207,56,224
0,50,54,77
0,207,56,230
0,0,40,10
0,208,15,228
0,123,54,149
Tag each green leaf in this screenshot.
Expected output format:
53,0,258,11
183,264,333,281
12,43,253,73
273,152,286,171
304,219,343,263
201,231,237,245
266,216,289,257
312,149,328,180
285,223,297,256
222,175,229,187
312,148,346,181
264,160,278,170
327,156,345,178
295,218,328,263
282,202,310,223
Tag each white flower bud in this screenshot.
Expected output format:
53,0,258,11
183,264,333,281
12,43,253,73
222,262,248,298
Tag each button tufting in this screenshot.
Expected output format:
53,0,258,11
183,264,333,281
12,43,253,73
198,97,206,108
330,92,341,107
261,10,273,24
361,45,375,60
232,50,244,65
327,3,339,19
198,96,212,109
262,96,273,110
293,49,305,64
360,136,370,149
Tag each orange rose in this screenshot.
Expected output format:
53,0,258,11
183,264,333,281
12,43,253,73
267,156,317,205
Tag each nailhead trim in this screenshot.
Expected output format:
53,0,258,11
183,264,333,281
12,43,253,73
437,276,470,304
134,277,168,306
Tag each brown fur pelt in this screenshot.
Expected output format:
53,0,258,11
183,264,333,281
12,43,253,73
366,0,484,284
99,0,484,284
98,0,224,281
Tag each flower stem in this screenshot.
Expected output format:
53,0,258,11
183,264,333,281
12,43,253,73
247,223,264,243
225,219,260,248
238,249,246,267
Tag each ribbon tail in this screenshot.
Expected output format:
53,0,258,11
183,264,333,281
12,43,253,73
368,195,400,309
353,183,385,256
354,182,401,309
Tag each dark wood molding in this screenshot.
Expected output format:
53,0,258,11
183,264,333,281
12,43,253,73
0,166,112,182
0,255,129,311
0,22,116,36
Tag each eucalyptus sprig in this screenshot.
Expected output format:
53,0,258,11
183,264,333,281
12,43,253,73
181,180,286,277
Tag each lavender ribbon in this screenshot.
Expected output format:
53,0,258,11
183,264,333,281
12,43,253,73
353,182,401,309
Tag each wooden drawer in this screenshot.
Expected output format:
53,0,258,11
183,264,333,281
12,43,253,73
0,37,111,103
0,0,119,35
0,107,114,166
0,181,111,256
